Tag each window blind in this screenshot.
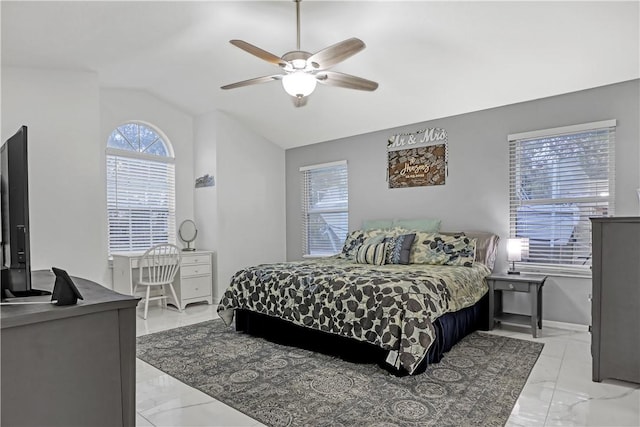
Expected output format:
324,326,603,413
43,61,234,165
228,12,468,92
508,120,615,274
301,161,348,256
107,154,176,255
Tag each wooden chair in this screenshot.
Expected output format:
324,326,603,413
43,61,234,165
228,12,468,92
133,243,182,320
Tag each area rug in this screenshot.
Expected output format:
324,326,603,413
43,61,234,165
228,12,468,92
137,319,543,427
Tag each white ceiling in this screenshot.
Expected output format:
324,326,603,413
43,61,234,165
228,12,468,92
2,1,638,149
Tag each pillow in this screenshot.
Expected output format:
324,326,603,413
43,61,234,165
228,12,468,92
339,229,368,259
393,218,441,232
362,219,394,230
339,228,390,260
383,233,416,265
408,231,437,263
363,234,386,245
355,242,387,265
461,231,500,270
411,233,477,267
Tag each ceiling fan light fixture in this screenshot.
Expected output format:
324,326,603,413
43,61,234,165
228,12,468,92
282,71,317,97
221,0,378,105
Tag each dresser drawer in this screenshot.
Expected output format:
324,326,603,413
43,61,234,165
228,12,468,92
493,280,530,292
181,254,211,266
180,263,211,277
180,276,211,300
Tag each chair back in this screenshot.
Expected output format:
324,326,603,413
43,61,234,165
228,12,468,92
139,244,181,285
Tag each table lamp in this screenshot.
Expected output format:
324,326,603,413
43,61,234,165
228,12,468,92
507,238,528,274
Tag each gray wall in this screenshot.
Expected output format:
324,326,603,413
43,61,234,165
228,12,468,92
285,79,640,326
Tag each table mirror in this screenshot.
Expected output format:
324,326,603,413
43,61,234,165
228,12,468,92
178,219,198,251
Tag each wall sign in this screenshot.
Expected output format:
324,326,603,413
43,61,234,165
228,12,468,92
387,128,448,188
195,174,215,188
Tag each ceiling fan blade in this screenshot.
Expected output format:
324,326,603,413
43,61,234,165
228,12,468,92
291,95,308,108
221,75,283,90
316,71,378,91
307,37,366,70
229,40,287,68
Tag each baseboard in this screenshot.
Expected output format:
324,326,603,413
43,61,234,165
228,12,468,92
544,319,589,332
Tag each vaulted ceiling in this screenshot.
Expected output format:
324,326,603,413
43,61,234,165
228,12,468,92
2,1,638,149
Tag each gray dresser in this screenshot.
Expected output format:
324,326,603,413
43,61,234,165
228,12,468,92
591,217,640,384
1,271,139,426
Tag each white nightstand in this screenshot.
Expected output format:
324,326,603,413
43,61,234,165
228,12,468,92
173,250,214,310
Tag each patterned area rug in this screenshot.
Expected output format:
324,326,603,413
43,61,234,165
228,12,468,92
137,319,543,427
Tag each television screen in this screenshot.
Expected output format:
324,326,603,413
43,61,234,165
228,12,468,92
1,126,32,294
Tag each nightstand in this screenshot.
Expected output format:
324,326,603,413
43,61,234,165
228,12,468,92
173,251,214,310
487,273,547,338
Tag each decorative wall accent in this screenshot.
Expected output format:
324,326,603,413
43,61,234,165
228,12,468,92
387,128,448,188
195,174,215,188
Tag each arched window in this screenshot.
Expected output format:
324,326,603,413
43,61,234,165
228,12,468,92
106,122,176,255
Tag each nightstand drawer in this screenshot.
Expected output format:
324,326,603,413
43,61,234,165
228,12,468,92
493,281,530,292
181,264,211,277
181,254,211,266
180,276,211,300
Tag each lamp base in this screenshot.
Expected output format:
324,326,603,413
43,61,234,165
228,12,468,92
507,270,521,275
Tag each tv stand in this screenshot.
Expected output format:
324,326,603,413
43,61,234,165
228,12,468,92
1,270,140,426
3,288,52,298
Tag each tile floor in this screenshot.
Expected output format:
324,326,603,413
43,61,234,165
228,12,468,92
135,304,640,427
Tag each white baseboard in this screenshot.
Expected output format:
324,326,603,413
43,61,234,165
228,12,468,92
544,319,589,332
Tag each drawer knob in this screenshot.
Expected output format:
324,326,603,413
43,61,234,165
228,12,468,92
509,283,514,290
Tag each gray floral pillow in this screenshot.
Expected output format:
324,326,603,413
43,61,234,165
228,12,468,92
383,233,416,265
411,233,477,267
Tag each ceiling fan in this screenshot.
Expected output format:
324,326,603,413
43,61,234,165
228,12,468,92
221,0,378,107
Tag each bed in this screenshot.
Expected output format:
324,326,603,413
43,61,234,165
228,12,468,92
218,228,499,375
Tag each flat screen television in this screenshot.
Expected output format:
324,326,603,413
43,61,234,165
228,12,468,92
1,126,38,296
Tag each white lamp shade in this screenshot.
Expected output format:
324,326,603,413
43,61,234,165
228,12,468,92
507,238,523,262
520,237,530,259
282,72,317,97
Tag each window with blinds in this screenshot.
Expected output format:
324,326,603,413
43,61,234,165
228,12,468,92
106,123,176,255
301,161,348,256
508,120,616,275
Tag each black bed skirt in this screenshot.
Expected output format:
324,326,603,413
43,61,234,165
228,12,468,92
234,292,489,375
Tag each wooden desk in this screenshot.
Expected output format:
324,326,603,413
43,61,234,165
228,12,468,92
1,270,139,427
112,250,214,310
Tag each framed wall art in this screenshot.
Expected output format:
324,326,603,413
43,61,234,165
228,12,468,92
387,128,448,188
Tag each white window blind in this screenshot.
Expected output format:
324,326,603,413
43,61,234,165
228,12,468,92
509,120,615,274
106,123,176,255
301,161,348,256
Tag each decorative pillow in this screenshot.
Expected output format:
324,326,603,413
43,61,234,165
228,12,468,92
411,233,477,267
462,231,500,270
355,242,388,265
408,231,437,263
339,229,368,259
362,219,394,230
363,234,386,246
383,233,416,265
339,228,390,260
392,218,441,232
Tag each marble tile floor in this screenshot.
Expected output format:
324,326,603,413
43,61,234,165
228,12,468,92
135,304,640,427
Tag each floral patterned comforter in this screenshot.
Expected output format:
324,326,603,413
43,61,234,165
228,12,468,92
217,258,490,374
